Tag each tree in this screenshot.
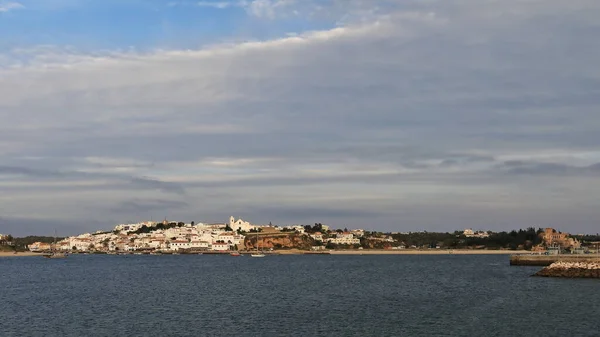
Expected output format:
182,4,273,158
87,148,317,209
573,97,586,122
6,235,13,242
72,246,77,251
191,221,195,226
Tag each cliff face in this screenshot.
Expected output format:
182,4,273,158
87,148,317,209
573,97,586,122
244,234,315,250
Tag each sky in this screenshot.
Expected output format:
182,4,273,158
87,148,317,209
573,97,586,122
1,0,600,236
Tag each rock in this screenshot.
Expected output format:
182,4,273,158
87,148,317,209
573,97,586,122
533,261,600,278
244,233,315,250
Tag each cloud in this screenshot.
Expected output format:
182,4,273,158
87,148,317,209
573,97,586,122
2,0,600,234
196,1,235,9
110,199,189,214
244,0,296,19
0,165,186,194
0,1,23,12
498,161,600,176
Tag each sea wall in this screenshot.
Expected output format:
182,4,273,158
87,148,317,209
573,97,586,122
534,261,600,278
510,254,600,266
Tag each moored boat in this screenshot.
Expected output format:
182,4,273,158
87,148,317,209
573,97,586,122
43,230,67,259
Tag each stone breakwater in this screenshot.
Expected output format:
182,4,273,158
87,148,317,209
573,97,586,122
510,254,600,266
534,261,600,278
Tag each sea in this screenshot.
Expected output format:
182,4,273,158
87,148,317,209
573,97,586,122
1,254,599,337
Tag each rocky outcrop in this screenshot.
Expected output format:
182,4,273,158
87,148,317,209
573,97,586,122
244,234,315,250
534,261,600,278
511,255,600,266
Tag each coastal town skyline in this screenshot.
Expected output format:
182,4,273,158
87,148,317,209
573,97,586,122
2,0,600,236
7,216,594,256
3,214,599,237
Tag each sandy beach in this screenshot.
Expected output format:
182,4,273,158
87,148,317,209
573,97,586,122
0,251,44,257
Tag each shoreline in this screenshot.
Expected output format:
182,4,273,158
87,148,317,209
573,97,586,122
276,249,528,255
0,251,45,257
328,249,528,255
0,249,529,257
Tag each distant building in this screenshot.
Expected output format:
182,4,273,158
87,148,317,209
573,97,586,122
542,228,580,249
328,232,360,245
211,242,230,251
114,222,147,233
0,234,10,245
170,240,191,251
28,242,52,252
351,229,365,237
229,216,257,232
310,232,324,242
463,229,489,238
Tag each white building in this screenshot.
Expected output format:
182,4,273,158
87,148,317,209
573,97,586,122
218,232,235,244
189,241,210,250
114,221,161,233
212,242,231,251
310,232,324,242
170,240,191,251
229,216,257,232
328,232,360,245
463,229,490,238
351,229,365,237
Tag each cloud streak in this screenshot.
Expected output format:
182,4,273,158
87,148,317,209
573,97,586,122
0,1,23,12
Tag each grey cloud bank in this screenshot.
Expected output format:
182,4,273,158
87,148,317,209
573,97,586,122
2,0,600,235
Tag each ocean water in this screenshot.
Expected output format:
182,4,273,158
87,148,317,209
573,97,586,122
1,254,599,337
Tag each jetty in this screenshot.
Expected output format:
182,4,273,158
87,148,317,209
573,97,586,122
533,261,600,278
510,254,600,266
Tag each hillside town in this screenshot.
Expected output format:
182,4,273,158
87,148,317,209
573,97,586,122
25,216,374,253
18,216,597,255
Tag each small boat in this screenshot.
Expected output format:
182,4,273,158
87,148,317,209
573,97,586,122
43,252,67,259
250,231,266,257
230,252,241,256
43,230,67,259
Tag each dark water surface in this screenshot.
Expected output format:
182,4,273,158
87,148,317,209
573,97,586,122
1,254,599,337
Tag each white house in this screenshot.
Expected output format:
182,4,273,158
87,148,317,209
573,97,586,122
212,242,231,251
351,229,365,237
218,232,235,244
328,232,360,245
189,241,210,250
169,240,191,251
463,229,490,238
310,232,324,242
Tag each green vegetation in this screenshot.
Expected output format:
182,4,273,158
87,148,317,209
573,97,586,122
391,228,545,250
10,236,60,251
572,234,600,246
129,222,181,235
304,223,325,234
